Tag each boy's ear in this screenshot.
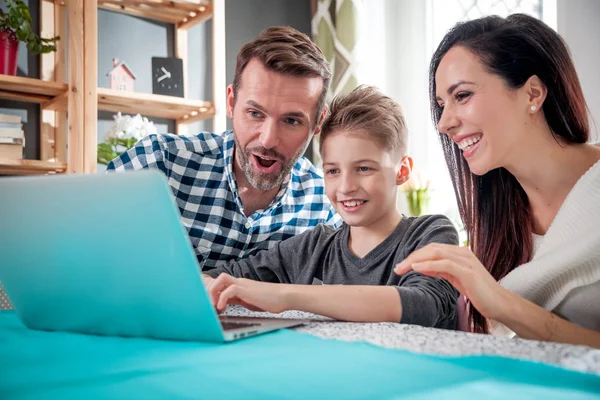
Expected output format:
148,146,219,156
226,84,235,119
312,108,328,136
396,156,413,186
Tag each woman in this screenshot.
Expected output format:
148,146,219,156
395,14,600,347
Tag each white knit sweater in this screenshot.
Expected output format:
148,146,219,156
498,160,600,332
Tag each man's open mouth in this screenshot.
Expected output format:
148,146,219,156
253,154,278,168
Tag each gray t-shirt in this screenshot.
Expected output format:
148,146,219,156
206,215,459,329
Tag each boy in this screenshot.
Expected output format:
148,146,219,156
204,86,459,329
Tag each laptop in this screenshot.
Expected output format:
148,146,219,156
0,169,306,342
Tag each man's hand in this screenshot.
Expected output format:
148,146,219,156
207,273,289,314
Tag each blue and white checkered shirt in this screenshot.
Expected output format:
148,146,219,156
107,130,341,270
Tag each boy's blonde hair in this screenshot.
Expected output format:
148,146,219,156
319,85,407,156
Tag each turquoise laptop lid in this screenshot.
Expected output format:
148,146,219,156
0,169,224,342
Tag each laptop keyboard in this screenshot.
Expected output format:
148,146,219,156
221,321,261,331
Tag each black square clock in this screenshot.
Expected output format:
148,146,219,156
151,57,184,97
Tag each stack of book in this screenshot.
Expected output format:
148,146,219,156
0,113,24,160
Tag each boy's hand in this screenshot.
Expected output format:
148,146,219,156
207,273,289,314
202,274,214,286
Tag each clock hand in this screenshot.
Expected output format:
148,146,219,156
157,73,168,83
161,66,169,74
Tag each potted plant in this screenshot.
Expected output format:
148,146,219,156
97,113,157,165
0,0,59,75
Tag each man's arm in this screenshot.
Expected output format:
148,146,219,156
106,134,170,174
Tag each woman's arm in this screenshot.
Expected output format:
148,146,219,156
394,243,600,348
207,274,401,322
498,287,600,347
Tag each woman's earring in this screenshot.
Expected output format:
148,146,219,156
530,105,537,112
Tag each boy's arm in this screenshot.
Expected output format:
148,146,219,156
208,274,402,321
394,215,461,329
203,226,324,283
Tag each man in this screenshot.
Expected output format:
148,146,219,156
107,27,341,272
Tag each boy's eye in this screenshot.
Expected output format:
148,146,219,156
358,166,371,172
325,168,339,175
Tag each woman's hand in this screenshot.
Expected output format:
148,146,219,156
394,243,512,322
206,274,289,314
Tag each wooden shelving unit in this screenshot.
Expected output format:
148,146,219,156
0,75,68,104
0,159,67,175
97,88,215,124
1,0,225,176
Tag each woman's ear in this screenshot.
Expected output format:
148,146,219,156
396,156,413,186
525,75,547,113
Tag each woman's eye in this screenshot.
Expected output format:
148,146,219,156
455,92,471,102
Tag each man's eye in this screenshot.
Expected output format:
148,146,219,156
285,118,301,126
248,110,262,118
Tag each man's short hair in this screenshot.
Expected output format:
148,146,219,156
320,85,408,156
233,26,331,124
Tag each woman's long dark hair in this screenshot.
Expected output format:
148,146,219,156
429,14,589,333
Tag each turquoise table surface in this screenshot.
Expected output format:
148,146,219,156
1,311,599,400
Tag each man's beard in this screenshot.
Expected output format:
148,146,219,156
233,132,311,191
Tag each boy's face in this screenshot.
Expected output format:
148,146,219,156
321,130,407,228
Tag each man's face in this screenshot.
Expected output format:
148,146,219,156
228,59,324,191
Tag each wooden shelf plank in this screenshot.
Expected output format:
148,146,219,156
56,0,212,28
0,159,67,175
0,75,68,105
97,88,215,122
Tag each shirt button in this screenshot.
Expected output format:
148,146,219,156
245,222,251,229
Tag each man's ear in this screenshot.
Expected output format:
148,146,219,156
525,75,547,113
396,156,413,186
312,107,328,136
226,84,235,119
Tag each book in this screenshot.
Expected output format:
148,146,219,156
0,122,23,130
0,129,24,139
0,114,22,124
0,144,23,160
0,137,24,146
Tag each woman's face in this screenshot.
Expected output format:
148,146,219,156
434,46,531,175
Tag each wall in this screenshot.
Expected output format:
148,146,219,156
557,0,600,143
0,0,313,165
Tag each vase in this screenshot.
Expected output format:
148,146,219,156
0,28,19,76
406,189,430,217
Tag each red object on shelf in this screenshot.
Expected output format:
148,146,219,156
0,28,19,76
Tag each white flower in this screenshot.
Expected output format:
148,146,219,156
105,112,157,142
